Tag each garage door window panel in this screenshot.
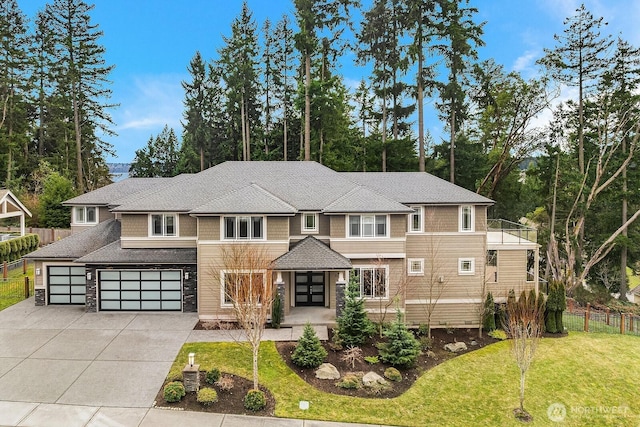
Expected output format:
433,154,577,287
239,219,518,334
98,269,182,311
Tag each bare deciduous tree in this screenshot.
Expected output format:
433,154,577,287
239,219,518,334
213,244,274,390
503,290,545,422
372,257,409,338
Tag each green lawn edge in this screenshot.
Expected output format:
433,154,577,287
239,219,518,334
168,333,640,426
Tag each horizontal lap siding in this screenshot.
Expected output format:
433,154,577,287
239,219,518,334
405,302,480,327
352,259,404,314
491,250,534,298
197,242,288,317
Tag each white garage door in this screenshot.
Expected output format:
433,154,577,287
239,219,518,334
98,270,182,311
48,266,86,305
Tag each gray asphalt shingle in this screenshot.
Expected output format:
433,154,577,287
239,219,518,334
273,236,352,271
75,241,196,264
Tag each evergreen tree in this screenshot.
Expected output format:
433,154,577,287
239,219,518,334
483,292,496,332
39,172,75,228
337,275,375,347
378,310,421,367
272,15,296,161
129,126,181,178
181,51,210,171
291,322,327,368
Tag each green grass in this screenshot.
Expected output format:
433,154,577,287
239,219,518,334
0,263,35,311
169,334,640,426
627,267,640,290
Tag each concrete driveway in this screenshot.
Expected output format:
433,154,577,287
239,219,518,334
0,298,198,408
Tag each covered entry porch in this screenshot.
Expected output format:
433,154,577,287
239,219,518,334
272,236,352,325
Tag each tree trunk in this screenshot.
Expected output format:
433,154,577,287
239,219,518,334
304,54,311,161
241,92,247,161
620,137,628,301
252,342,259,390
519,370,526,411
382,81,388,172
73,85,84,192
418,49,425,173
449,107,456,183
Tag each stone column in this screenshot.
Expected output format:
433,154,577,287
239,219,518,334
274,272,285,323
335,271,347,319
85,267,97,313
183,364,200,392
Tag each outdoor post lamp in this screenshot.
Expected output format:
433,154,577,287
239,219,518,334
188,352,195,367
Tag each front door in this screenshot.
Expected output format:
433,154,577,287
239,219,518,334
295,271,325,306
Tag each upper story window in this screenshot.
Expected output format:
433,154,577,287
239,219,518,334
302,213,318,233
151,214,177,237
74,206,97,224
352,266,388,299
458,257,475,275
408,206,422,232
459,205,474,232
348,214,387,238
224,216,264,240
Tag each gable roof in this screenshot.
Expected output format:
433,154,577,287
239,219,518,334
23,219,121,260
323,185,413,214
0,189,32,217
273,236,352,271
343,172,493,205
63,177,175,206
190,183,297,215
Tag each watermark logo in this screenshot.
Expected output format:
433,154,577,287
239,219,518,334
547,403,567,422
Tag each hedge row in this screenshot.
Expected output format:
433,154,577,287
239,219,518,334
0,234,40,263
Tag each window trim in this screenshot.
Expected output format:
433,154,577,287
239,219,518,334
73,206,98,225
222,215,266,241
351,265,389,299
458,258,475,275
347,214,389,238
301,212,319,234
220,269,267,307
408,258,424,276
408,206,423,233
459,205,474,232
149,213,178,237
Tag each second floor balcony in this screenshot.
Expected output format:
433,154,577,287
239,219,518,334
487,219,537,245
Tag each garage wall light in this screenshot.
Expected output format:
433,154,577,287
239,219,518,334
86,272,92,281
35,268,41,276
184,272,189,280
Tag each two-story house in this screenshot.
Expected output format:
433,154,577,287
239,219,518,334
25,161,538,328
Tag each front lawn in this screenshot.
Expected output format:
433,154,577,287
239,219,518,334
167,333,639,426
0,263,34,311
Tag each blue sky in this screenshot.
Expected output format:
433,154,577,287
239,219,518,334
19,0,640,163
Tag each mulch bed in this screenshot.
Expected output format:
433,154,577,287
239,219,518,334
276,328,498,398
153,372,275,416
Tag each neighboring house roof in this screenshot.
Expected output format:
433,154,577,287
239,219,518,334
0,189,32,218
273,236,352,271
343,172,494,205
323,185,413,214
75,241,197,264
190,183,297,215
23,219,120,260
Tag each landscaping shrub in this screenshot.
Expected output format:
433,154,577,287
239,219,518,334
336,373,361,389
0,234,39,263
545,281,567,334
163,381,186,403
336,277,375,347
364,355,379,364
271,294,283,329
215,375,235,392
291,322,327,368
244,389,266,411
196,387,218,406
340,346,362,369
378,311,421,368
419,335,433,351
384,367,402,382
488,329,507,340
205,367,221,384
417,323,429,337
483,292,496,332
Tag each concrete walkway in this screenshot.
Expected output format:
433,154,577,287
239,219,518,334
0,299,391,427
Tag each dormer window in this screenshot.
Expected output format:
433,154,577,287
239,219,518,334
74,206,97,224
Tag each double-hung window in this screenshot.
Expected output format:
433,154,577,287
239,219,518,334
459,205,474,232
74,206,97,224
224,216,264,240
222,271,265,305
348,215,387,237
409,206,422,232
151,214,176,236
352,266,387,298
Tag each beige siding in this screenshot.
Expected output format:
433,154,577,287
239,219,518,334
390,214,406,238
121,214,148,237
330,216,345,238
319,214,330,236
290,214,302,236
330,239,405,256
267,217,289,240
99,206,114,222
121,238,196,249
180,214,197,237
405,302,480,328
424,206,458,232
489,249,534,298
475,206,487,232
353,259,405,314
34,261,44,288
198,217,220,240
198,242,289,317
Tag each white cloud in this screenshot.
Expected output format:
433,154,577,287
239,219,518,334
512,50,539,75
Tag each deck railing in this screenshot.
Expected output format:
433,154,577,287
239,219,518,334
487,219,537,244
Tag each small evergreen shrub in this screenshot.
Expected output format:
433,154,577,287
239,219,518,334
244,389,266,411
419,335,433,351
364,355,379,364
205,368,221,384
291,323,328,368
384,367,402,382
417,323,429,337
271,294,283,329
336,373,361,389
215,375,235,392
488,329,507,340
483,292,496,332
378,311,421,367
163,381,186,403
336,277,375,347
197,387,218,406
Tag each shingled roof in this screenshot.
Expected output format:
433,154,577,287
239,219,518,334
273,236,352,271
23,219,121,260
75,241,196,264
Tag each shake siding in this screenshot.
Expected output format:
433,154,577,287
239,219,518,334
425,206,458,232
330,239,405,256
121,214,148,237
319,214,330,235
390,215,406,237
267,217,289,240
330,216,345,238
180,214,197,237
290,214,302,235
99,206,114,222
198,217,220,240
197,242,289,317
290,214,329,236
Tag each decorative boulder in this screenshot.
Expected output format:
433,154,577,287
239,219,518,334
362,371,387,387
315,363,340,380
444,342,467,353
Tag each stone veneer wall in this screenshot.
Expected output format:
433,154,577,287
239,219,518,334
35,288,46,306
84,263,197,313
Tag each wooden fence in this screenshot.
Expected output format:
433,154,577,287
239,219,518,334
563,302,640,337
0,277,33,300
1,226,71,246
